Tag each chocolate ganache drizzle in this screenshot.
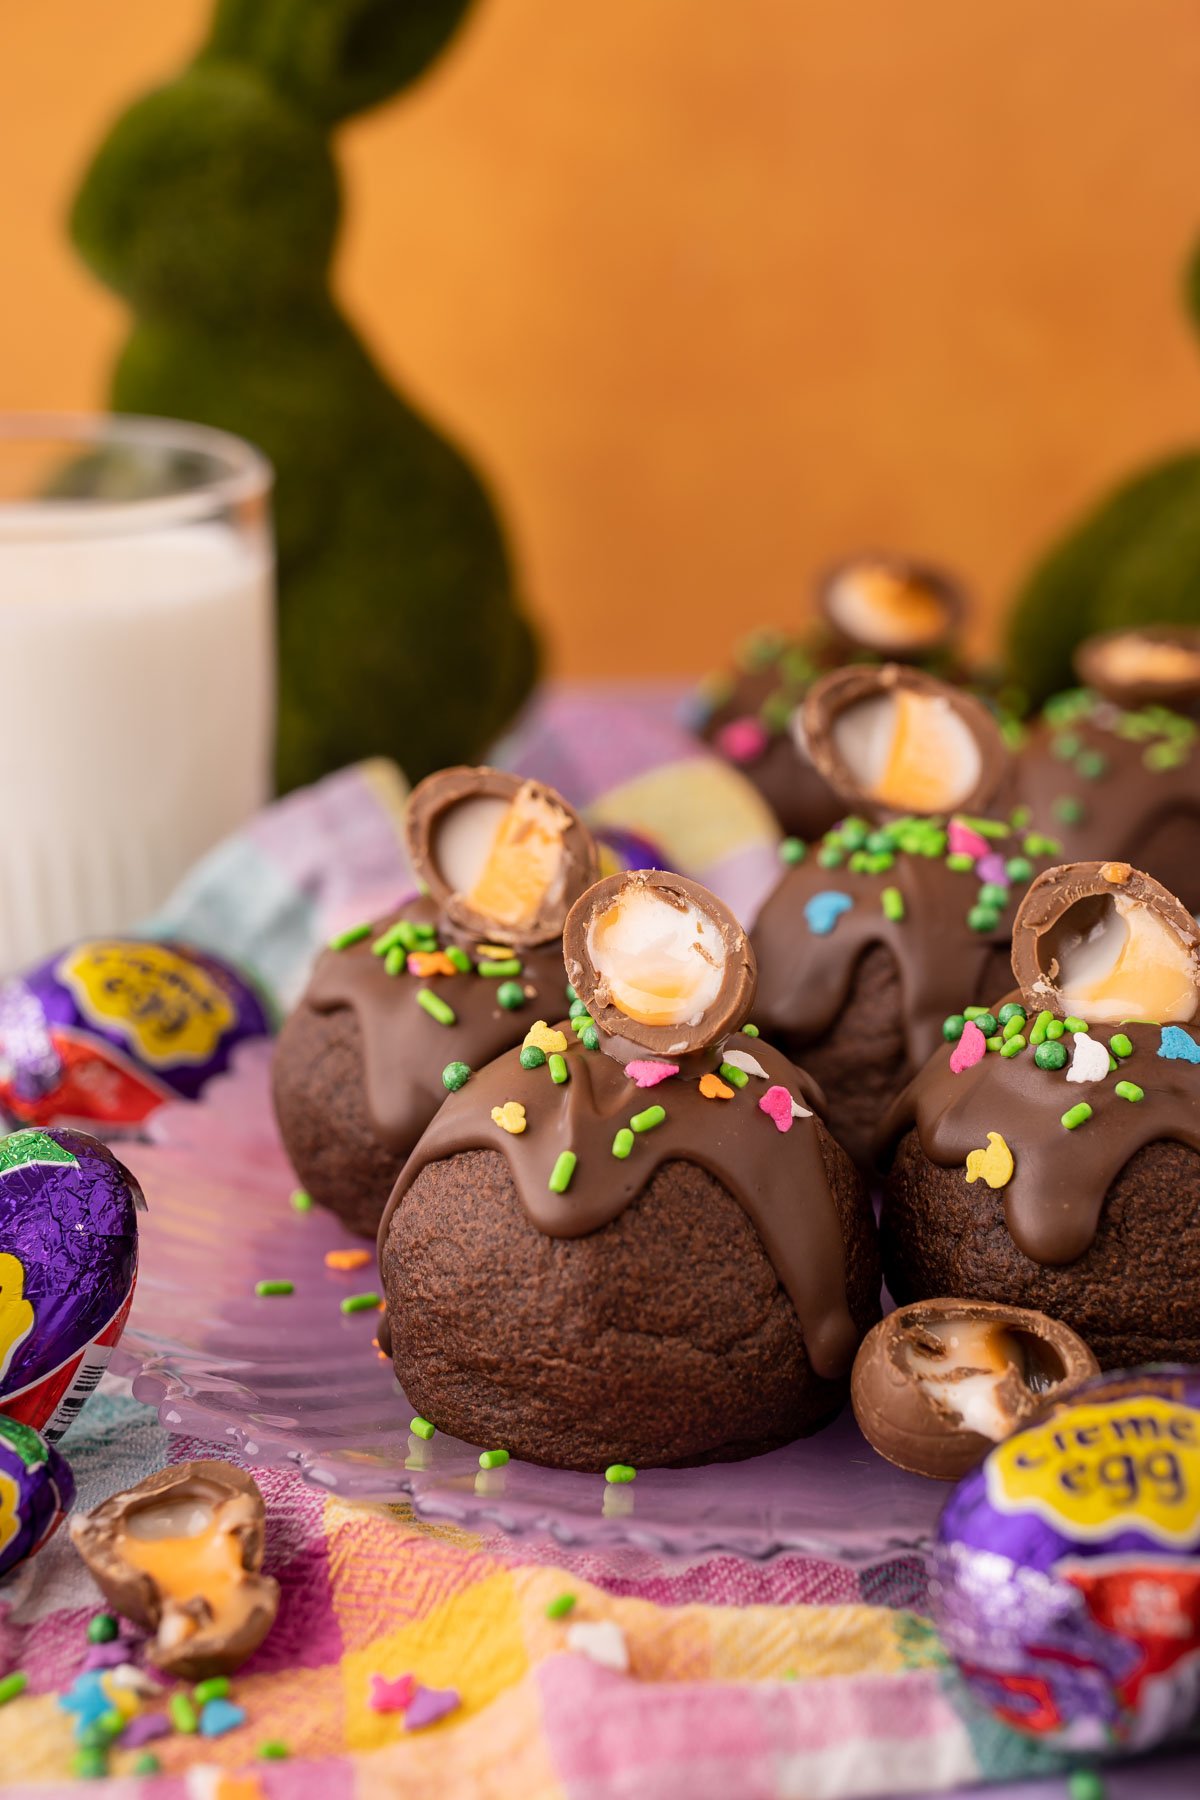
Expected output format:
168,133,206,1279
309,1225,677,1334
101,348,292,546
380,871,863,1381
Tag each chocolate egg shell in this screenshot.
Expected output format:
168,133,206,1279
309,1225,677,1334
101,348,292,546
0,1414,75,1577
851,1299,1098,1482
70,1460,279,1679
1010,860,1200,1024
562,869,757,1057
817,554,965,660
801,663,1010,822
0,937,273,1131
1075,624,1200,711
0,1127,141,1441
404,766,598,948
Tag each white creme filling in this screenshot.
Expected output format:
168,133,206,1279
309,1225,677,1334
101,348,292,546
903,1318,1025,1441
125,1498,214,1541
433,797,511,897
827,569,945,649
832,690,982,813
1098,635,1200,686
587,888,726,1028
1055,897,1198,1025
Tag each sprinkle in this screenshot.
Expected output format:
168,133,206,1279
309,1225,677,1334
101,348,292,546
942,1014,965,1041
998,1002,1026,1027
0,1672,28,1706
760,1084,810,1132
1076,750,1108,780
368,1672,416,1714
1028,1010,1053,1045
630,1105,666,1132
817,845,844,868
1024,832,1062,857
1115,1080,1144,1102
405,1684,462,1731
545,1592,577,1620
497,981,527,1010
722,1050,770,1080
611,1128,635,1158
1159,1026,1200,1063
520,1045,546,1070
525,1020,568,1055
1005,856,1034,882
947,820,989,859
1066,1772,1107,1800
569,998,591,1019
1110,1033,1134,1058
881,886,905,922
410,1416,436,1440
325,1248,372,1271
258,1741,292,1760
1061,1102,1093,1130
549,1151,577,1192
624,1059,680,1088
133,1754,161,1774
949,1021,986,1073
169,1691,198,1734
87,1615,118,1645
944,852,975,873
255,1279,293,1297
385,947,406,977
699,1072,734,1100
479,1448,510,1469
605,1463,637,1484
976,853,1010,887
1034,1041,1068,1070
290,1188,313,1212
408,950,458,978
1063,1015,1088,1034
1054,795,1086,825
742,1023,760,1037
965,1131,1014,1188
564,983,577,1001
803,890,854,936
73,1749,108,1779
1067,1033,1111,1084
977,882,1008,909
478,958,522,978
329,922,371,951
1045,1018,1066,1039
444,944,473,973
491,1101,527,1134
341,1291,383,1314
969,1011,998,1038
442,1061,471,1091
566,1620,629,1673
416,988,456,1026
779,837,806,865
549,1053,569,1085
193,1677,231,1705
967,905,1000,933
985,1035,1003,1052
581,1026,600,1050
999,1035,1026,1058
373,921,416,956
719,1061,750,1088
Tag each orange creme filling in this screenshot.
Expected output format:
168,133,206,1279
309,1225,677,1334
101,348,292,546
853,569,944,644
871,690,967,813
116,1510,245,1616
589,897,719,1027
464,790,566,929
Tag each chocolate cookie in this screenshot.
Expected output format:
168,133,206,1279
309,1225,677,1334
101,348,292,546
379,872,880,1469
881,862,1200,1366
272,769,598,1236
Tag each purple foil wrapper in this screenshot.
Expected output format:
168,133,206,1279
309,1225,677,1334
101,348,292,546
0,1413,75,1576
0,937,273,1130
935,1366,1200,1752
0,1128,141,1440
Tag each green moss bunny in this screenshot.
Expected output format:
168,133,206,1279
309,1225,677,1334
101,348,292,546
1008,242,1200,702
71,0,537,791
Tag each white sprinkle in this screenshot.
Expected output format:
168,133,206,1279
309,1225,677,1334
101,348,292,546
566,1619,630,1672
1066,1032,1110,1084
722,1050,770,1080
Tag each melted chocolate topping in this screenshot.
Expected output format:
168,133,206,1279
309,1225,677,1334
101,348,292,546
751,833,1052,1075
883,1017,1200,1266
305,895,571,1154
379,1027,861,1380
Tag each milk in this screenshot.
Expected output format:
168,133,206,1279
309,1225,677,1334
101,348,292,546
0,524,274,971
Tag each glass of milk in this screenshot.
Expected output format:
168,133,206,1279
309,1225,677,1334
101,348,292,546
0,413,275,973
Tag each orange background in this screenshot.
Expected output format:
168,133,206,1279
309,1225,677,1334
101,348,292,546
5,0,1200,677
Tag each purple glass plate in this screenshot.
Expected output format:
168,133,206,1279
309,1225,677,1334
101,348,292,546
112,1042,945,1560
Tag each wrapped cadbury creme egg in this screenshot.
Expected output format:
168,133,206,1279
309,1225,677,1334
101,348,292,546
0,937,272,1131
0,1128,141,1441
0,1414,75,1577
934,1366,1200,1753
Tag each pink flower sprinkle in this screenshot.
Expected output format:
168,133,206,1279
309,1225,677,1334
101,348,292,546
976,852,1010,887
624,1060,680,1088
947,820,989,861
949,1021,987,1073
715,717,769,763
759,1085,796,1133
369,1672,416,1714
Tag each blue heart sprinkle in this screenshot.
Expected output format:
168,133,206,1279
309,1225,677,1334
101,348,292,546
199,1698,247,1738
1158,1026,1200,1063
804,890,854,936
